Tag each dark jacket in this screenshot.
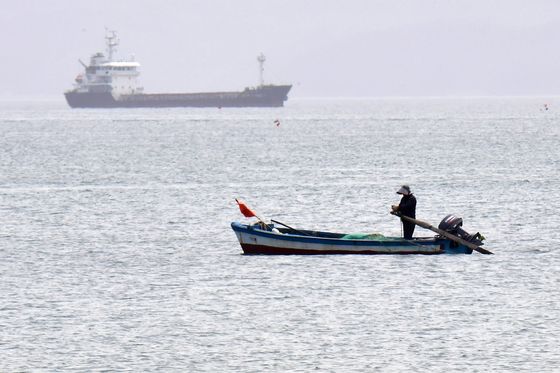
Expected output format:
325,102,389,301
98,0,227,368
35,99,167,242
398,194,416,219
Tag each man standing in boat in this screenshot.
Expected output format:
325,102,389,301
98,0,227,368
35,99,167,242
391,185,417,239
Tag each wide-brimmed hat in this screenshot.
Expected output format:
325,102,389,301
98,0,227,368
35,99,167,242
396,185,411,195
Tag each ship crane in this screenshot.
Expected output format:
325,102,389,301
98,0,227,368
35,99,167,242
257,53,266,87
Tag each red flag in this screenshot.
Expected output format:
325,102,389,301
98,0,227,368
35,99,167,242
235,199,256,218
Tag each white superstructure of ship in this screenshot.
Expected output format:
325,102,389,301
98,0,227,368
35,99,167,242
72,30,143,97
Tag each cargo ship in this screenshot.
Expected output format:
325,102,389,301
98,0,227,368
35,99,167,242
64,31,292,108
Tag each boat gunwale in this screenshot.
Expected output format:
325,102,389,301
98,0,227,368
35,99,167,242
231,221,444,247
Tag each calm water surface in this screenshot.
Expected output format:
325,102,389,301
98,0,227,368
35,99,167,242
0,98,558,371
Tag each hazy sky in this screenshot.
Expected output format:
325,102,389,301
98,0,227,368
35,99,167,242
2,0,560,97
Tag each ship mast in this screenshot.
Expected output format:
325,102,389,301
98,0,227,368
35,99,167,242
257,53,266,87
105,30,119,61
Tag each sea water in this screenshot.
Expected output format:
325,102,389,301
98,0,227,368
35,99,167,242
0,97,558,371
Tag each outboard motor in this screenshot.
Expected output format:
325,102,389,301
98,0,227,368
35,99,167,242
438,214,485,246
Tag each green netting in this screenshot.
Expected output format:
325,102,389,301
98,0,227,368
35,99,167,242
341,233,393,240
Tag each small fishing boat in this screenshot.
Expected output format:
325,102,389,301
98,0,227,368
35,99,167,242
231,200,491,255
232,221,471,255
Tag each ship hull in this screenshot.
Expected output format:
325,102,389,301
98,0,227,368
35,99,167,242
65,85,291,108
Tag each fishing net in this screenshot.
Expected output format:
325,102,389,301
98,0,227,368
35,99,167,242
341,233,394,240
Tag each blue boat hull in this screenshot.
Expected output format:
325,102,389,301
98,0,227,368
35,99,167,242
231,222,473,255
